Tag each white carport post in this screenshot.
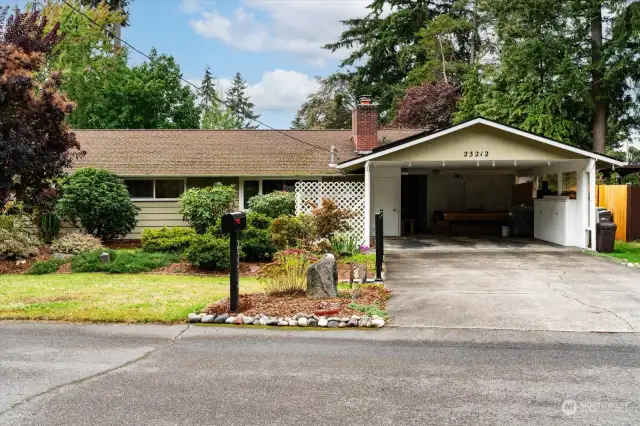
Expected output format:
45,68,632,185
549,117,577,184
577,159,597,250
588,159,597,250
364,160,371,247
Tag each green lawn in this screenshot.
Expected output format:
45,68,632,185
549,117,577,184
0,273,262,323
598,241,640,264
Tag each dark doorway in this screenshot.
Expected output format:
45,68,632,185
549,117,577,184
401,174,429,235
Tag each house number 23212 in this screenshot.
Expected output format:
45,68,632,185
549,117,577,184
464,150,488,157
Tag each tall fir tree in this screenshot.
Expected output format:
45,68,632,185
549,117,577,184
225,72,260,129
324,0,472,122
292,76,353,129
200,66,236,130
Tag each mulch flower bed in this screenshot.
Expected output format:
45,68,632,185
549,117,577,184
0,247,52,275
204,284,391,318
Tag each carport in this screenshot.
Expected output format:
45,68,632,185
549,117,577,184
338,118,625,249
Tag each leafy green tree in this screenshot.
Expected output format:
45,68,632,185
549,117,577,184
0,8,81,212
36,0,125,129
80,0,134,48
57,168,139,241
324,0,471,122
453,65,483,123
225,72,260,129
468,0,594,148
80,48,201,129
200,66,237,130
292,76,353,129
476,0,639,150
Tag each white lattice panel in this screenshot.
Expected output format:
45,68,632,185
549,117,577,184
295,181,365,243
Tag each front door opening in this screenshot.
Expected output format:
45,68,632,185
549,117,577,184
401,174,429,235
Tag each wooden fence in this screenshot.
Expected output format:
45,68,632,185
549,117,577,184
596,185,640,242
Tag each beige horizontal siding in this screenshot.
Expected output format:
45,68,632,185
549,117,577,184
60,200,189,240
130,201,187,239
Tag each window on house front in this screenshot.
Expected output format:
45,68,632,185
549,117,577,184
155,179,185,199
124,180,153,198
186,177,239,189
243,180,259,207
262,179,298,194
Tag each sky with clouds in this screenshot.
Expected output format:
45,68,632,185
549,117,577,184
121,0,372,129
5,0,371,128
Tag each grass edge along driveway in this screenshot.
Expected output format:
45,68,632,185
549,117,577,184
0,273,262,323
594,241,640,264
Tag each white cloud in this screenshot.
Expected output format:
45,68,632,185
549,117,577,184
187,69,319,113
185,0,373,67
221,69,320,112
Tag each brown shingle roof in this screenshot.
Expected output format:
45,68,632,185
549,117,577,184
72,129,424,176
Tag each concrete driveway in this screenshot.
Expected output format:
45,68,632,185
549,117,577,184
385,237,640,332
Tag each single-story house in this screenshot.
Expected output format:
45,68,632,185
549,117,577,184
73,97,625,249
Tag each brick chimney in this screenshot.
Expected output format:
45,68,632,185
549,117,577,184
352,95,378,154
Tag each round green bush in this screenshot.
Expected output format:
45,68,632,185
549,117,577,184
179,184,237,234
247,191,295,218
241,227,276,261
184,234,230,270
57,168,140,241
246,212,272,230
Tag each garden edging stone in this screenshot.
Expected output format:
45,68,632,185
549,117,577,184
186,312,385,328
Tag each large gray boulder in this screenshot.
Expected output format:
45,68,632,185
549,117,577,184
306,253,338,298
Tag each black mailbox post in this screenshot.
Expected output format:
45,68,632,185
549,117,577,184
375,210,384,282
221,212,247,312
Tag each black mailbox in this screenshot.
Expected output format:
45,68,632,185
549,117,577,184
221,212,247,233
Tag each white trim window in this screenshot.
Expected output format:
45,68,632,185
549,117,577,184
239,177,321,210
124,178,187,201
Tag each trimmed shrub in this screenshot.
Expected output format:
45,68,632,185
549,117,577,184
71,249,179,273
179,184,237,234
258,249,318,295
271,214,315,250
57,168,140,241
26,258,68,275
247,191,295,218
246,212,272,230
184,234,231,270
241,227,276,261
51,233,103,255
0,228,40,260
141,227,196,253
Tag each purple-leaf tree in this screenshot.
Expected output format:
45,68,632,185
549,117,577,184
0,8,83,212
393,81,459,132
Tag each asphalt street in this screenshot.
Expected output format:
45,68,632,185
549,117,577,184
1,322,639,426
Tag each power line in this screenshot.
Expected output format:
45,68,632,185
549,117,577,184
58,0,332,154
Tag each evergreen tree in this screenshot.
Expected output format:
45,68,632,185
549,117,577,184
324,0,472,122
225,72,260,129
292,76,353,130
200,66,236,130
